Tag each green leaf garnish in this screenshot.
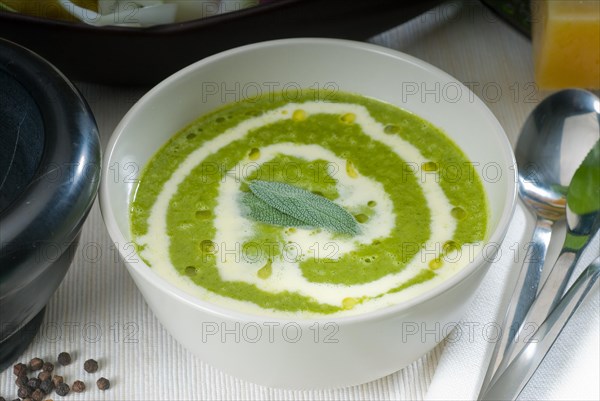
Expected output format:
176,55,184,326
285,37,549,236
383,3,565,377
241,180,360,236
241,192,306,227
567,140,600,215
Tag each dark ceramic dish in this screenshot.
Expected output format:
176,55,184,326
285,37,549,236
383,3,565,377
0,0,443,85
0,38,100,371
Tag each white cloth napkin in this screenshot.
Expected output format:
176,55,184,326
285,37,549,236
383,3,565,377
426,203,600,400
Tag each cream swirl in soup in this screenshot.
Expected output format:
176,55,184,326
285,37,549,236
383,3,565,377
130,91,488,318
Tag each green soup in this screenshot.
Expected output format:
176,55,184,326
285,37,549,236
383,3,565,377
130,90,488,317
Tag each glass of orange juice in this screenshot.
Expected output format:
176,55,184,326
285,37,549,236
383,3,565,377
533,0,600,89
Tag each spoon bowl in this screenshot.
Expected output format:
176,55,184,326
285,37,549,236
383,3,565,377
516,89,600,220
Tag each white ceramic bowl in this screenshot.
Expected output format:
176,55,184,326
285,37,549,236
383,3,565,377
100,38,516,389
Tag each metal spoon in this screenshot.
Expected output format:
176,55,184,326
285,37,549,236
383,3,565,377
480,256,600,401
480,89,600,392
489,140,600,383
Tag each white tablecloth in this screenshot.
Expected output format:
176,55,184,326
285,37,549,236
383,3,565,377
2,1,598,400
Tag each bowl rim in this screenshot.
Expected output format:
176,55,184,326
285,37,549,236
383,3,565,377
100,37,517,325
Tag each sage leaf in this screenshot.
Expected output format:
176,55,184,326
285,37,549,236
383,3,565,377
247,180,359,236
241,192,306,227
567,140,599,215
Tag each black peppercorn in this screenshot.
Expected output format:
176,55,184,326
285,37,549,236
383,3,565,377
30,389,44,401
52,375,64,388
96,377,110,391
39,379,54,394
57,352,71,366
13,363,27,377
26,377,41,390
18,386,31,398
15,374,29,388
55,382,70,397
37,371,51,382
83,359,98,373
29,358,43,371
72,380,85,393
42,362,54,372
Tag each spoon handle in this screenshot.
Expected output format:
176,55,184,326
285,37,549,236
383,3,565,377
479,256,600,401
489,249,577,383
493,227,599,376
479,215,554,392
